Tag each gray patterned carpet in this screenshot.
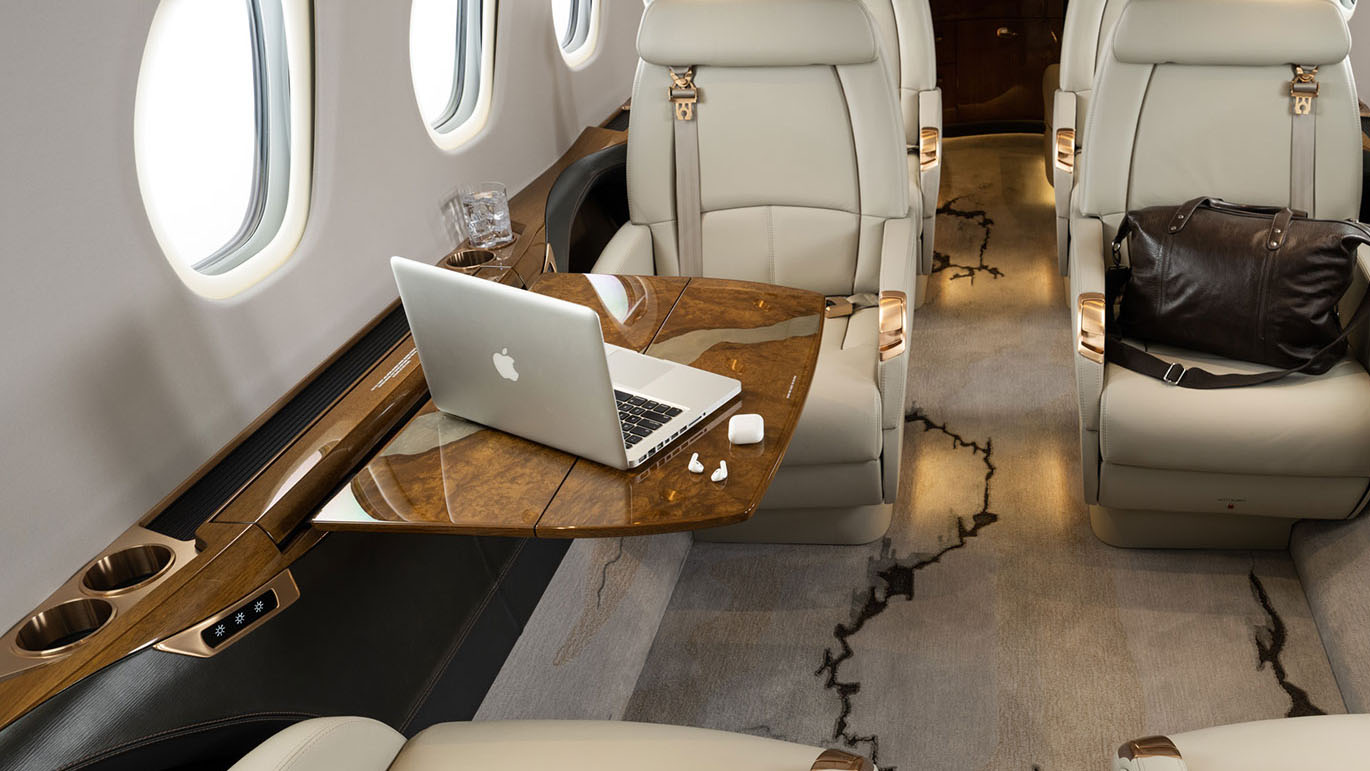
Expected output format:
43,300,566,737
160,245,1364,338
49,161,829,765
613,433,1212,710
479,135,1346,770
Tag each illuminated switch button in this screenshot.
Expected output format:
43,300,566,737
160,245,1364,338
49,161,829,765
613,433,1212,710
198,590,279,648
251,590,279,618
201,619,238,649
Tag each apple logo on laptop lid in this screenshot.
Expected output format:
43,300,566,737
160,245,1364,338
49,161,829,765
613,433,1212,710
492,348,519,382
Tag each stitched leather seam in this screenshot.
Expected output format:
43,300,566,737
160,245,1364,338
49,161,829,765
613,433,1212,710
1120,64,1158,219
399,539,525,732
833,62,881,298
270,717,372,771
848,0,881,64
60,711,317,771
1099,377,1110,461
640,205,862,228
624,63,647,221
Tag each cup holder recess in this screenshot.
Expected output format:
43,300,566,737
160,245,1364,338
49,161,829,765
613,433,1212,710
81,544,175,596
445,248,497,271
14,598,114,656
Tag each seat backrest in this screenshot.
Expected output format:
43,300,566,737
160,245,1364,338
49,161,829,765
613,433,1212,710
860,0,936,146
1078,0,1360,235
626,0,908,297
1057,0,1130,127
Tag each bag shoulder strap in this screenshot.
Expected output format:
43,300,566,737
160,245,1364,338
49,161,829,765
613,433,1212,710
1104,290,1370,389
669,66,703,277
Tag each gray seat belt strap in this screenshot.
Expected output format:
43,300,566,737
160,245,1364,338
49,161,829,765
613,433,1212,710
1290,65,1319,214
669,66,703,276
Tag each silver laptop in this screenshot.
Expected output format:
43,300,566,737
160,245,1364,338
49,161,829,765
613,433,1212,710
390,257,741,470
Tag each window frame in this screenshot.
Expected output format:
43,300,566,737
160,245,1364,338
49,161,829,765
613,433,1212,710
135,0,314,299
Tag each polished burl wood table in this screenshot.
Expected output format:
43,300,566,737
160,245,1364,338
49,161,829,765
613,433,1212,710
312,274,824,537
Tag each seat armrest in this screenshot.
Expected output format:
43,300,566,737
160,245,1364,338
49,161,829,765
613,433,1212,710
590,223,656,276
390,720,835,770
1113,735,1188,771
916,89,943,275
812,748,875,770
229,717,405,771
1053,90,1077,275
877,216,916,432
1070,216,1106,432
1114,755,1188,771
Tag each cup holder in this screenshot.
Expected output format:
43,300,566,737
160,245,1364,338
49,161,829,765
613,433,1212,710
81,544,175,596
14,598,114,656
445,248,497,271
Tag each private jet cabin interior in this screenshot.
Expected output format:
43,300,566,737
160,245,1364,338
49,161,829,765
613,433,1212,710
10,0,1370,769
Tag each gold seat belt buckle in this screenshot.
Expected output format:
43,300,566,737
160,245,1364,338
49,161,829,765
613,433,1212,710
1291,65,1319,116
668,67,698,121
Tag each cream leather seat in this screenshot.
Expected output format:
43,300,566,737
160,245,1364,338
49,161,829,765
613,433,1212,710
591,0,917,544
1068,0,1370,548
1049,0,1361,265
860,0,942,300
1046,0,1131,273
1113,714,1370,770
228,717,874,771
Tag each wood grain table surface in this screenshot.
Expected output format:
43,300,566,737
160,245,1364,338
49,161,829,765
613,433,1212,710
312,274,824,538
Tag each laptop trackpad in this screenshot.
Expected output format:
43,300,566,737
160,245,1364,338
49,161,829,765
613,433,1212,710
606,347,676,392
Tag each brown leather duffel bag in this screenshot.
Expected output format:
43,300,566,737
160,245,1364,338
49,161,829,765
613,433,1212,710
1107,197,1370,389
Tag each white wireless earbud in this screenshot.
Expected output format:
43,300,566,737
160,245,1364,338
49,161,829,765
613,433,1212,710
710,460,728,483
687,453,704,474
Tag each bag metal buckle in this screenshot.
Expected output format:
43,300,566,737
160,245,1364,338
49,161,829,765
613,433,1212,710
668,67,698,121
1291,66,1319,116
1162,362,1186,386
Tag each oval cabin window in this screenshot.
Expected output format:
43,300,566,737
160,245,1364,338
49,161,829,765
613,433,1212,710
410,0,495,150
553,0,599,67
134,0,313,299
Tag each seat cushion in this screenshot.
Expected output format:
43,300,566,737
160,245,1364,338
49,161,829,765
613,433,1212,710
782,308,883,466
228,717,405,771
390,720,826,771
1100,344,1370,478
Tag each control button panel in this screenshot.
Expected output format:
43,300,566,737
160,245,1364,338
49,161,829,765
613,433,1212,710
155,569,300,658
199,589,279,649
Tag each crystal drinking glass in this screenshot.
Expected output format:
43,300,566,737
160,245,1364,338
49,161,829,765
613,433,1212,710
456,182,515,249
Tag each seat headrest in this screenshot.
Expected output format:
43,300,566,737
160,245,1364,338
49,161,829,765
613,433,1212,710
1112,0,1350,66
637,0,881,67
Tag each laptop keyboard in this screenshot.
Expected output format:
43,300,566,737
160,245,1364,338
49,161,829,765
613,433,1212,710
615,389,683,448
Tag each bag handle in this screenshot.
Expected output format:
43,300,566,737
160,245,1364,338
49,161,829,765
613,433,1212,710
1163,197,1303,234
1112,198,1308,262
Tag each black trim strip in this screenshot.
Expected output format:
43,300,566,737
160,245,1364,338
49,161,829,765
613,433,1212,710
146,306,411,540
